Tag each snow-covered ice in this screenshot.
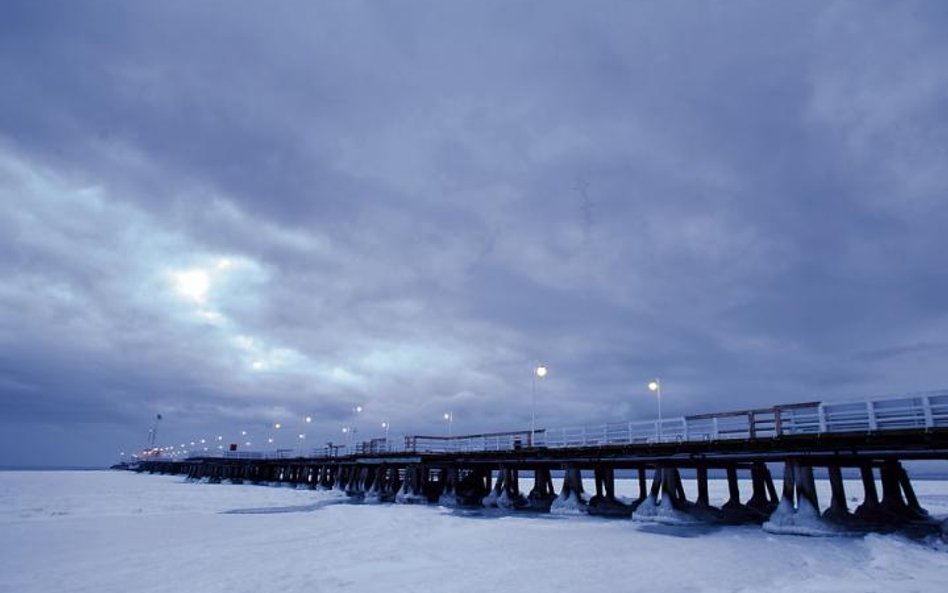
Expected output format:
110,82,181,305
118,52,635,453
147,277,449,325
1,470,946,593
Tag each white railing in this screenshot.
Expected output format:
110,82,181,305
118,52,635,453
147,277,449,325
410,390,948,453
176,391,948,460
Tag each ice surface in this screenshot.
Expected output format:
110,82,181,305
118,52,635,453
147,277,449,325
1,471,946,593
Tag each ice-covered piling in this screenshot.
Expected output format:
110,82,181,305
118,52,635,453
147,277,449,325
588,466,633,517
550,467,586,515
764,461,841,536
527,467,556,511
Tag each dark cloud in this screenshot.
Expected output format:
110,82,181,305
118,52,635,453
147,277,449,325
2,1,947,466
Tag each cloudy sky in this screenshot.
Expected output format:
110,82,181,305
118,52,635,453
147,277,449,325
2,1,947,466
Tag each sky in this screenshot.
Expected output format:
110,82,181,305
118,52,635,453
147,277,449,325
2,1,947,467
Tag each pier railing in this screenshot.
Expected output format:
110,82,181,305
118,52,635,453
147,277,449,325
188,391,948,460
400,391,948,454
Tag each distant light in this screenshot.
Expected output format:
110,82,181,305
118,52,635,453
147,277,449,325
381,421,388,429
190,441,195,446
648,380,660,392
244,441,251,447
200,439,205,444
444,412,451,420
217,435,223,441
274,423,282,429
342,427,349,433
298,434,305,440
267,437,274,444
241,431,247,436
355,405,363,413
305,416,312,423
535,365,548,378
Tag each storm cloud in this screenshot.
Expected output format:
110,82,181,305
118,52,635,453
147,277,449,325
2,1,947,466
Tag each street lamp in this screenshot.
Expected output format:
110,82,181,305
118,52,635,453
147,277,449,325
444,412,453,438
648,378,662,440
532,364,548,445
304,416,312,424
298,433,306,456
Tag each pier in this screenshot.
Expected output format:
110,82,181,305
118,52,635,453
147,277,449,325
134,391,948,535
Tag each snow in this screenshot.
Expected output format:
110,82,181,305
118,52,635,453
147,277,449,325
1,471,947,593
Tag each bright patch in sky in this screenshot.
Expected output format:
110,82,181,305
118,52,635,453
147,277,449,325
175,269,210,303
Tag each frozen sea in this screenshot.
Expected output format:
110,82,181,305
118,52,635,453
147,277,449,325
1,471,947,593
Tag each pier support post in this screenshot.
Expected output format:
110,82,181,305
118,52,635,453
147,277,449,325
438,466,459,506
897,463,928,519
455,468,490,506
747,462,772,514
528,467,556,511
794,463,819,514
879,460,928,521
550,466,587,513
696,466,710,508
396,465,428,504
855,464,883,522
637,467,648,503
589,465,632,517
823,464,850,523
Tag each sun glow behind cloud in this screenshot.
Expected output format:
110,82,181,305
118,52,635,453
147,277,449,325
174,269,210,303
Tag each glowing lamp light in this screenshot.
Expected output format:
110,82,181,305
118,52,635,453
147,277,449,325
305,416,312,424
274,423,282,429
535,365,548,378
648,380,660,392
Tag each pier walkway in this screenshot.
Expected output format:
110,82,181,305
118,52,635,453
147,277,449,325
134,391,948,535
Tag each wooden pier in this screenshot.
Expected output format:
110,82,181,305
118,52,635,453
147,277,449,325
133,392,948,535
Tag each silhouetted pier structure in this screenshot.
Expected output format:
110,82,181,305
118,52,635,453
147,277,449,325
134,392,948,534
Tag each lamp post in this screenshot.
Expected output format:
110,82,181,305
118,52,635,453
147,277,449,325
444,412,453,438
531,364,548,446
381,421,390,451
297,433,305,456
352,405,363,452
648,378,662,441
